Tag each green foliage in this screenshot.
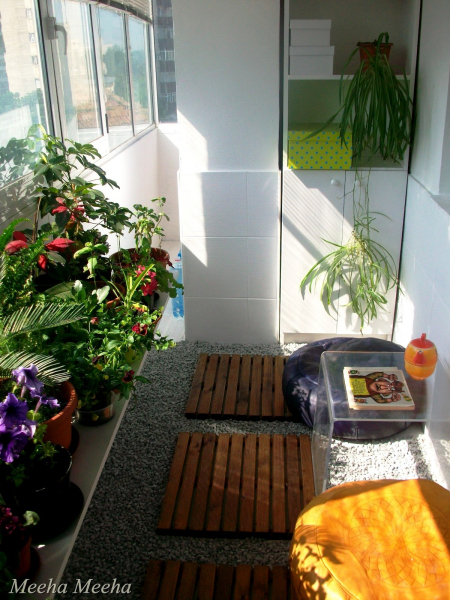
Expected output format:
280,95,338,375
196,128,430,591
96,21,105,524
103,45,129,101
300,34,411,329
35,278,174,409
0,352,70,384
313,32,412,165
301,174,399,331
129,198,168,256
0,127,182,408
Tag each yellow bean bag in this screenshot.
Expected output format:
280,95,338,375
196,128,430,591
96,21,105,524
290,479,450,600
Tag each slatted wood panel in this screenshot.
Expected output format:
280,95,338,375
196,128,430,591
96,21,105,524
142,561,292,600
186,354,292,420
157,432,314,539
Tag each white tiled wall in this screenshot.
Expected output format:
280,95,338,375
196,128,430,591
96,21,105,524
393,175,450,489
179,171,280,343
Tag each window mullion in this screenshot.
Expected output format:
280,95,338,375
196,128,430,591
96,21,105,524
37,0,62,137
148,21,159,125
90,5,109,155
124,16,136,136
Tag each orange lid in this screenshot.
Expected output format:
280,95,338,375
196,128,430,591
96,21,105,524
410,333,434,349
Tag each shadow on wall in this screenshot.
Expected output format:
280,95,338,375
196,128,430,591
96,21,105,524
157,127,181,241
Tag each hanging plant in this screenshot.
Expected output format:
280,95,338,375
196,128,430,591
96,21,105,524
301,173,399,331
316,32,412,164
300,33,411,330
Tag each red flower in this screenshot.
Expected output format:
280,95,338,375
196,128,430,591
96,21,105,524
70,204,85,221
45,238,74,252
5,240,28,254
136,264,147,276
37,254,48,270
90,317,99,325
122,369,135,383
13,231,27,243
51,198,69,215
141,271,157,296
132,323,148,336
52,197,85,222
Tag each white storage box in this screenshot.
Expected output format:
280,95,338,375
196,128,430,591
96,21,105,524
290,20,331,47
289,46,335,77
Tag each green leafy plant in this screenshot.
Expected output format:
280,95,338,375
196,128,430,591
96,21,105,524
129,198,168,256
300,33,410,330
36,278,174,410
301,173,399,331
0,223,86,382
319,32,412,164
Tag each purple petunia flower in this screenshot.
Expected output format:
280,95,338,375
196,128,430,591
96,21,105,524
12,364,44,395
39,395,60,410
0,393,29,428
0,424,31,463
32,394,60,415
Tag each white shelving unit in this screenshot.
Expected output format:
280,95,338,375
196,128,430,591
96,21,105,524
280,0,421,342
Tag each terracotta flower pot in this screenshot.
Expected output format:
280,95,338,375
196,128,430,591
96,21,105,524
111,247,171,270
13,534,32,579
357,42,393,71
42,381,77,450
150,247,171,268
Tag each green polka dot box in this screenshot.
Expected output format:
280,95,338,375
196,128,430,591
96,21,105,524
288,123,352,170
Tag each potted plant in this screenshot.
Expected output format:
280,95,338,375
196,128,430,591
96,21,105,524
0,500,39,595
43,269,175,424
0,128,181,424
301,32,412,331
0,364,77,451
0,369,83,541
2,125,133,291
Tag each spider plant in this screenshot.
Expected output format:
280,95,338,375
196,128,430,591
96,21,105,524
318,32,412,164
300,33,411,329
301,173,399,331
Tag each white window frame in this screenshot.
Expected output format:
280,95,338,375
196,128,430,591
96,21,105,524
38,0,157,153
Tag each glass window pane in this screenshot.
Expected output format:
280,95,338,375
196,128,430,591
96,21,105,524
129,17,153,133
98,8,133,151
0,0,50,183
152,0,177,122
51,0,102,144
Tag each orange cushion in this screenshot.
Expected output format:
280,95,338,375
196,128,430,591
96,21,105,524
290,479,450,600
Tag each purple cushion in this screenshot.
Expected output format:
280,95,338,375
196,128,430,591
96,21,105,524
282,337,410,440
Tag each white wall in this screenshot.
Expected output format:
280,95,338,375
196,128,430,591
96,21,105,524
99,128,180,253
172,0,280,343
393,0,450,489
409,0,450,195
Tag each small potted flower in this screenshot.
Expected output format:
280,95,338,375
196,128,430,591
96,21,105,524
0,500,39,595
0,368,83,541
0,365,78,450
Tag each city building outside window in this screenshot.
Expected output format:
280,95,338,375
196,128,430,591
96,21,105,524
0,0,175,195
152,0,177,122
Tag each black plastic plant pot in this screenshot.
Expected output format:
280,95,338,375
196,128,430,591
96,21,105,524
14,446,84,542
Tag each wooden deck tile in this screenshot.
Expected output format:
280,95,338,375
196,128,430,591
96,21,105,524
185,354,293,420
142,561,292,600
157,432,314,539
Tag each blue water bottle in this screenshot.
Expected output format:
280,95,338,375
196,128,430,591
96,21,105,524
172,250,184,318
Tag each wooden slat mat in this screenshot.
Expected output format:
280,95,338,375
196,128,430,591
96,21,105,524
142,560,292,600
157,432,314,539
186,354,292,420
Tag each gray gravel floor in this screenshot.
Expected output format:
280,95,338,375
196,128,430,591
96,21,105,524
58,341,440,600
